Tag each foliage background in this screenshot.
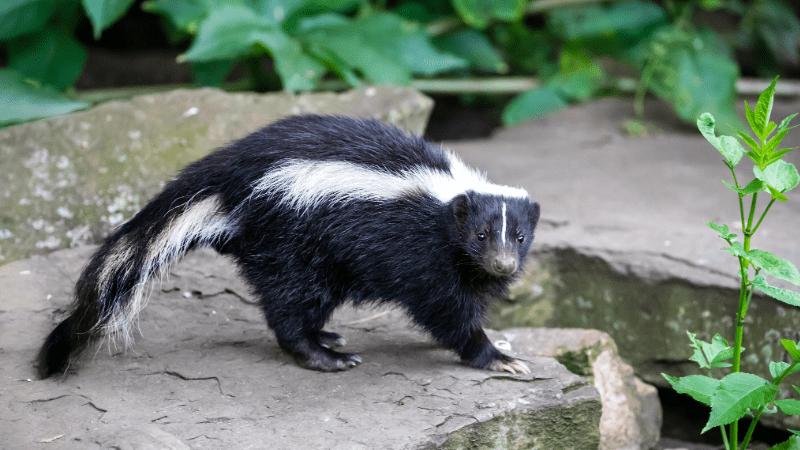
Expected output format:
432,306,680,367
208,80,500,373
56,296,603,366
1,0,800,131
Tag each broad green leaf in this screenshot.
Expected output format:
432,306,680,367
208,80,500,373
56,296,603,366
770,361,800,379
752,276,800,307
687,332,734,369
664,374,720,405
754,160,800,194
6,28,86,91
745,249,800,286
433,29,508,74
549,47,604,101
502,86,568,126
179,5,324,91
82,0,137,39
753,76,779,139
769,435,800,450
253,0,307,25
782,340,800,361
354,13,467,76
451,0,526,28
704,372,778,433
776,399,800,415
0,0,61,40
549,1,665,41
0,69,88,126
741,178,765,195
143,0,207,32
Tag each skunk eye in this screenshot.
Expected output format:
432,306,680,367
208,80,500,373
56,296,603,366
476,232,486,241
517,235,525,243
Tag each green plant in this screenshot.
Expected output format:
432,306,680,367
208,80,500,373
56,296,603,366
663,77,800,450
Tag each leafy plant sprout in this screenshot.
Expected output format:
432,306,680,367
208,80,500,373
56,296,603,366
664,76,800,450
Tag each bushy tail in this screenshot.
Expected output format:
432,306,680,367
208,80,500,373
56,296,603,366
37,191,234,378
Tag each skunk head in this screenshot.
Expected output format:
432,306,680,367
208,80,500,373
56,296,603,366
451,192,540,277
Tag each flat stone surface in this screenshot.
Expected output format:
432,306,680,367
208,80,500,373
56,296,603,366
0,248,600,450
0,86,433,262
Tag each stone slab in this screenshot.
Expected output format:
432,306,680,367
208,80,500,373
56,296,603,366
0,247,601,450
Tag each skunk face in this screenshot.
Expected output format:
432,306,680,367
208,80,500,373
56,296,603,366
452,192,540,277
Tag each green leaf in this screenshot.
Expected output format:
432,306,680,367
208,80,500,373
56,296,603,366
433,29,508,74
0,0,61,40
753,76,779,139
502,86,568,126
754,160,800,194
769,434,800,450
179,4,324,91
770,361,800,379
737,130,760,153
0,69,88,126
783,340,800,361
752,276,800,307
6,28,87,91
143,0,207,32
707,221,737,241
82,0,137,39
549,1,666,41
776,399,800,415
703,372,778,433
722,241,748,259
741,178,765,195
745,249,800,286
451,0,526,28
663,373,720,406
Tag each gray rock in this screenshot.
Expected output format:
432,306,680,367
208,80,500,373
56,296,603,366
447,96,800,430
0,86,433,262
0,247,602,450
487,328,661,450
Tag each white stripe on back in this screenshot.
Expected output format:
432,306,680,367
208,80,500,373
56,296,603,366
251,151,528,209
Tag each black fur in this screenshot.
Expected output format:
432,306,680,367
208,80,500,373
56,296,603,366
37,115,540,378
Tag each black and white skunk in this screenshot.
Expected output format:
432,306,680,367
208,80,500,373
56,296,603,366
37,115,540,378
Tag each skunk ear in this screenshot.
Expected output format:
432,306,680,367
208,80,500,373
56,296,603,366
451,193,471,227
528,202,541,228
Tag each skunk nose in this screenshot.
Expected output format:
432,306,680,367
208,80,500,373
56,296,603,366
492,254,517,275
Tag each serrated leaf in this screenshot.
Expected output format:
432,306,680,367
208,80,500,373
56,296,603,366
777,113,798,134
776,399,800,415
703,372,778,433
754,160,800,193
769,435,800,450
698,113,743,165
738,130,760,152
723,241,748,259
745,100,756,133
707,221,737,240
664,374,720,406
753,76,779,139
770,361,800,379
752,276,800,307
782,340,800,361
745,249,800,286
742,178,765,195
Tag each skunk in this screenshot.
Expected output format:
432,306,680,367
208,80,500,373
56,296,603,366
37,115,540,378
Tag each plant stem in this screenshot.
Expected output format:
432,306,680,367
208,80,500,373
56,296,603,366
740,405,765,450
721,423,730,450
751,198,777,235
